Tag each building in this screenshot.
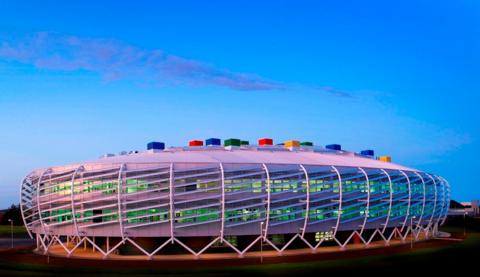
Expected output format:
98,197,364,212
20,138,450,258
460,200,480,217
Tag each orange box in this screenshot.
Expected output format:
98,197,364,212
378,156,392,162
284,140,300,148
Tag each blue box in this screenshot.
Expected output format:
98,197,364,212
147,141,165,150
360,149,374,156
326,144,341,151
206,138,221,146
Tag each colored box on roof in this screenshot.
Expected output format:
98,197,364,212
224,138,241,147
147,141,165,150
284,140,300,148
189,140,203,147
301,141,313,146
326,144,341,151
240,140,249,146
379,156,392,162
360,149,374,156
205,138,221,146
258,138,273,146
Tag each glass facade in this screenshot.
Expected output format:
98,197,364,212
20,161,450,239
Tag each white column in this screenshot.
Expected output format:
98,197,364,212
434,175,446,227
331,166,342,236
433,175,445,226
414,172,426,229
439,177,450,225
19,175,34,239
219,163,225,241
36,168,52,236
426,174,438,230
358,167,370,235
262,163,271,239
169,163,175,240
299,164,310,238
71,165,84,238
380,169,393,233
117,164,126,240
399,170,411,232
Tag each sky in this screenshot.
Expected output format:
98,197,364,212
0,1,478,208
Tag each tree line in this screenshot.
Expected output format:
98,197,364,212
0,204,23,225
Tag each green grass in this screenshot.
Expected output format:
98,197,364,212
0,225,27,235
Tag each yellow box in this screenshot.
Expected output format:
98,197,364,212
379,156,392,162
284,140,300,148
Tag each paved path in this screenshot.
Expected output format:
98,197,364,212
0,238,35,250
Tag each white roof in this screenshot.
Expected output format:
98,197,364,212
70,147,417,172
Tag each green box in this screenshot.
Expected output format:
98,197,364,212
224,138,241,147
301,141,313,146
240,140,249,145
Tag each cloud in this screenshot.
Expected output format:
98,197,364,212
0,32,285,91
314,86,353,98
400,126,472,162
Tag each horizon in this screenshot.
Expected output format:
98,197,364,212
1,0,479,208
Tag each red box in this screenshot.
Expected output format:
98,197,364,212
189,140,204,147
258,138,273,146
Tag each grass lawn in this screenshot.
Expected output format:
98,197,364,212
0,225,27,236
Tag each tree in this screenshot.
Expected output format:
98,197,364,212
0,204,23,225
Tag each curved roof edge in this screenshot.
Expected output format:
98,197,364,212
30,148,418,174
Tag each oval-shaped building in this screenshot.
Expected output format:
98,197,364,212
20,140,451,258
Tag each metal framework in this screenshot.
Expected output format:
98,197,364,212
21,151,450,259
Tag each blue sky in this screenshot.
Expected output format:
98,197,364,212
0,1,478,208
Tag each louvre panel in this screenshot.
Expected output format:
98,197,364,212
20,148,449,258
